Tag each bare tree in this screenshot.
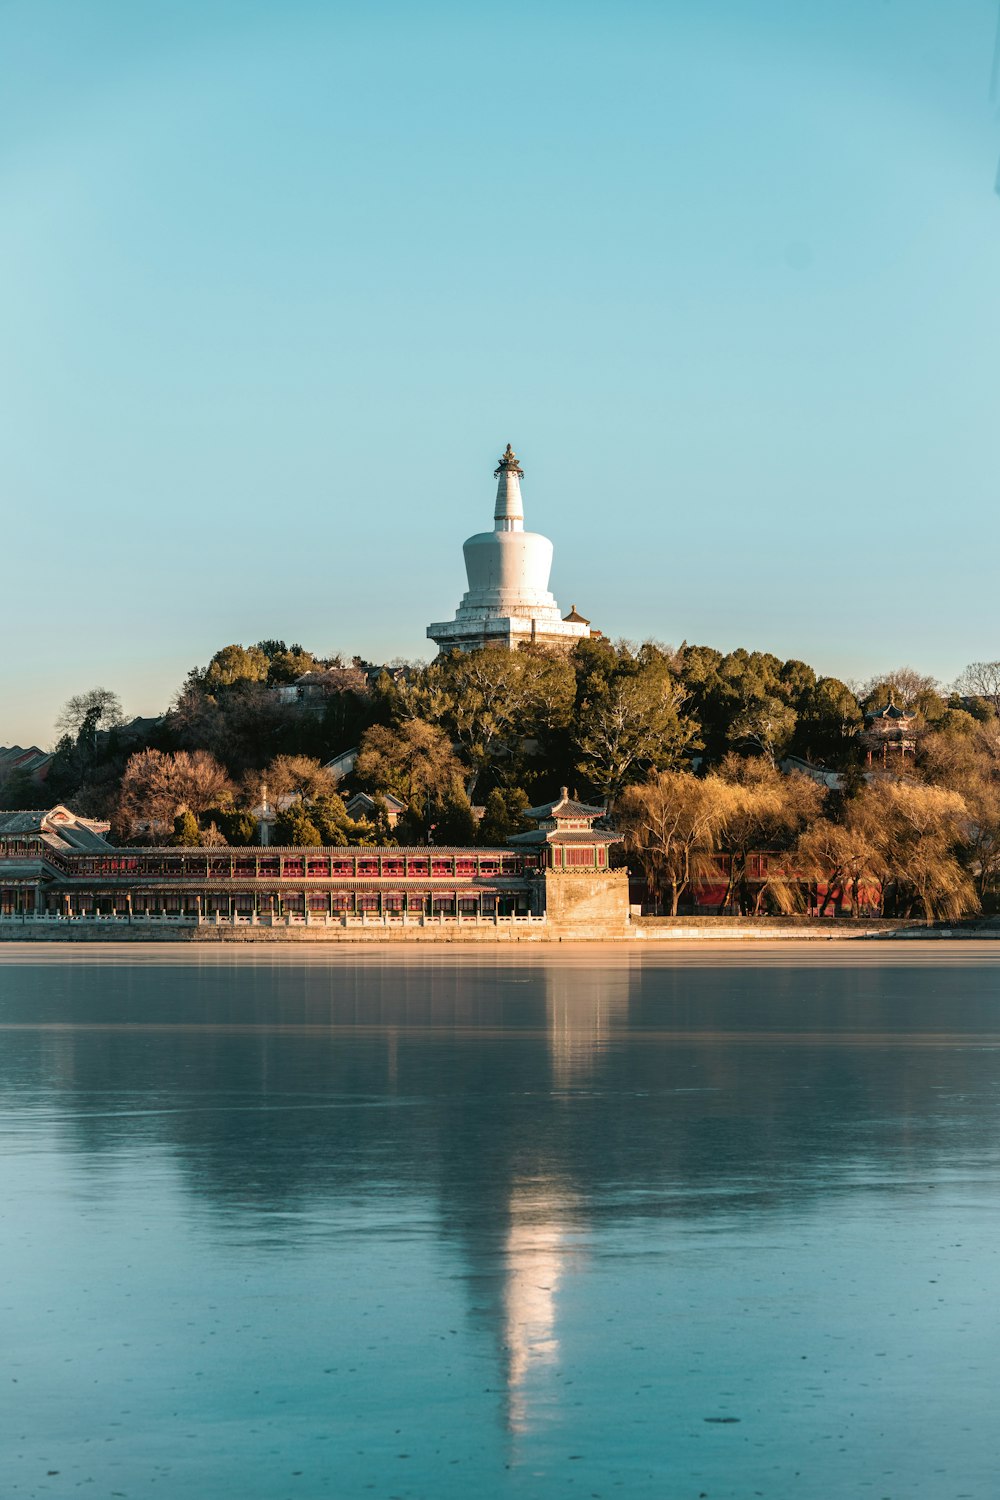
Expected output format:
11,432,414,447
119,750,176,828
245,755,340,809
856,667,944,720
954,661,1000,711
118,749,233,831
54,687,125,742
168,751,234,816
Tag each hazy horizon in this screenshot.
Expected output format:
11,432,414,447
4,0,999,746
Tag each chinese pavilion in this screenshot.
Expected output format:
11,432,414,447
427,445,594,654
863,698,917,766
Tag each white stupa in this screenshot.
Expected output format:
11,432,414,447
426,445,593,654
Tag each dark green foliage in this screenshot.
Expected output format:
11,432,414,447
432,790,478,846
272,802,322,847
172,810,200,846
42,636,983,840
792,677,863,766
0,768,44,810
478,787,530,845
220,810,260,846
311,793,353,846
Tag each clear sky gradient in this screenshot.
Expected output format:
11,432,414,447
3,0,999,746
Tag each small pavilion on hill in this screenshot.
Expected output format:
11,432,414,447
863,698,917,766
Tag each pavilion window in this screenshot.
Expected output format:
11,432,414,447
455,859,476,877
332,893,352,912
306,859,329,878
330,859,354,876
358,894,379,912
307,892,328,912
408,860,429,877
479,859,498,875
285,893,305,913
431,859,452,878
458,897,477,918
282,859,305,878
234,860,256,878
235,894,254,914
357,859,379,877
382,860,404,877
565,845,595,867
258,859,280,878
384,894,403,912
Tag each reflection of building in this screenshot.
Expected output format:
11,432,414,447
543,957,631,1088
863,698,917,766
427,446,595,654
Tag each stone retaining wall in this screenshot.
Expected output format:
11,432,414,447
633,916,999,940
0,919,562,944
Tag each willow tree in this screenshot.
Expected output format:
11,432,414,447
794,816,885,918
856,780,977,922
618,770,739,915
715,755,825,914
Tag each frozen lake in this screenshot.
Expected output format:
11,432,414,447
2,943,1000,1498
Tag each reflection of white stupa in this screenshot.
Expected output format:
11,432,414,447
427,445,594,653
502,1182,579,1434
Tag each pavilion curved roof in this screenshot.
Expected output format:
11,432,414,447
524,787,605,820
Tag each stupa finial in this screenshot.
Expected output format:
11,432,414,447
494,443,524,479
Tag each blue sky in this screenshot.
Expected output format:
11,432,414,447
3,0,999,745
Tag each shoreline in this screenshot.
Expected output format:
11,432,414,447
2,915,999,944
4,936,1000,965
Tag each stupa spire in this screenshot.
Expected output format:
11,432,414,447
493,443,525,532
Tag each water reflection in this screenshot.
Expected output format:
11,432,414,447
500,1182,578,1434
3,947,1000,1491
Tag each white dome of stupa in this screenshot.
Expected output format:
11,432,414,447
427,446,592,654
